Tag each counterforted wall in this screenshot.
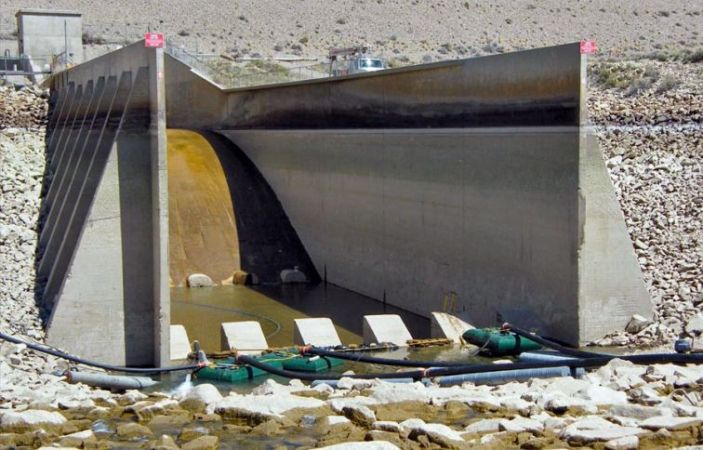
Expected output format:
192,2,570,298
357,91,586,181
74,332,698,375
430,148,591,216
41,41,169,366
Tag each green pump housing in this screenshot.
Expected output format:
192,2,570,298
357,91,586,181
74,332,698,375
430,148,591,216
463,328,542,356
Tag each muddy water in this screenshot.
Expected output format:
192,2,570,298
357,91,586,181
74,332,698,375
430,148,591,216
171,283,430,353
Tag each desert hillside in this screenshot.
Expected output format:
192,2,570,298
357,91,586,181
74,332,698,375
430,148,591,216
0,0,701,62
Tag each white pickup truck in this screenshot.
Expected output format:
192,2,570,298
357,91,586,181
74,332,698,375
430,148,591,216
329,47,386,76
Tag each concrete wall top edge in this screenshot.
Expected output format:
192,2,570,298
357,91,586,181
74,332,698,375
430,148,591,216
51,40,153,90
221,42,582,94
16,9,82,17
166,42,584,130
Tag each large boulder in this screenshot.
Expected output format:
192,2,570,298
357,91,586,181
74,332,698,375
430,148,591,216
342,405,376,427
406,421,465,447
625,314,650,334
214,393,325,425
58,429,98,447
0,409,67,433
187,273,214,288
315,442,401,450
560,416,646,444
179,384,223,413
182,435,219,450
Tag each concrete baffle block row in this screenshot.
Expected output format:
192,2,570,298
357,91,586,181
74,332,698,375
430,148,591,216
293,318,343,347
430,312,475,344
363,314,413,346
221,321,269,355
169,325,191,361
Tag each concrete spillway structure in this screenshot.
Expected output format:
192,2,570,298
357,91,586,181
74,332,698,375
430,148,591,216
42,41,650,364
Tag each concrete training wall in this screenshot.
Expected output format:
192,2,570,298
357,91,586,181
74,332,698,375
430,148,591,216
166,43,650,345
42,41,168,366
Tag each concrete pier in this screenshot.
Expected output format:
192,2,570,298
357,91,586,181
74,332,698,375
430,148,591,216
221,321,269,355
170,325,191,361
363,315,413,346
42,41,168,366
293,318,343,347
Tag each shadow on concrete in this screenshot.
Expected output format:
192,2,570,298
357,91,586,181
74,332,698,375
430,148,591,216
34,83,64,325
33,75,126,325
199,130,320,285
117,67,155,364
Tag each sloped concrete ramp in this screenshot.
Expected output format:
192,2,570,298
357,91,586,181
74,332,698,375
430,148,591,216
167,129,241,285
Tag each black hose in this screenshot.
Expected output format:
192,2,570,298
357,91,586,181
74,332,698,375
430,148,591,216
0,331,201,374
507,324,610,358
304,346,478,367
305,323,609,367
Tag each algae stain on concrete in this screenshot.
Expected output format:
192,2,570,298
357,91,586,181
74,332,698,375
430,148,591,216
167,129,241,286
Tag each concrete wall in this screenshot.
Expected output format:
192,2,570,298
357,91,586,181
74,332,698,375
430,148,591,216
166,43,650,345
578,132,651,340
16,9,83,67
42,41,168,366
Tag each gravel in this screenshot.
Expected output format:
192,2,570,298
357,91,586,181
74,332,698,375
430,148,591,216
588,60,703,348
0,89,46,343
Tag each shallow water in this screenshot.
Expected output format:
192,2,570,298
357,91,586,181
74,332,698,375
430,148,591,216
171,283,430,352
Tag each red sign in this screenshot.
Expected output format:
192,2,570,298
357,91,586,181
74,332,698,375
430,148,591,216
145,33,164,48
580,40,597,54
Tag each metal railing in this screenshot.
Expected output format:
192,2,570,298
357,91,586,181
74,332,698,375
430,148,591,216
0,52,31,73
164,43,224,86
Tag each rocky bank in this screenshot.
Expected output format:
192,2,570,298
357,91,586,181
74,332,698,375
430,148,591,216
4,360,703,448
587,60,703,348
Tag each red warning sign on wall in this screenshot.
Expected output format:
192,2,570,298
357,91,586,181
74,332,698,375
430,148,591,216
145,33,164,48
579,40,597,54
